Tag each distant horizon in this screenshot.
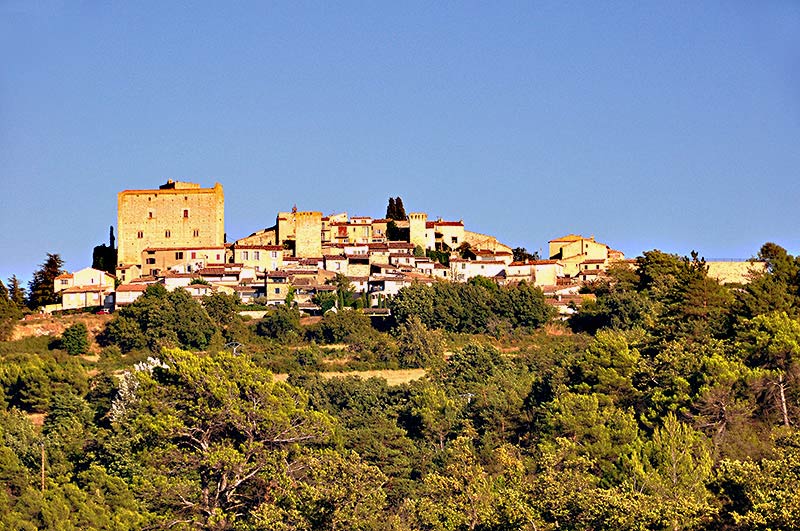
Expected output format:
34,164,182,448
0,178,782,288
2,3,797,287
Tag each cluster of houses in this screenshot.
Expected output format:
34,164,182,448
50,232,625,316
43,181,761,316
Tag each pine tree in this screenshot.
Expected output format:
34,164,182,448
394,197,406,219
386,197,397,220
27,253,65,309
7,275,25,308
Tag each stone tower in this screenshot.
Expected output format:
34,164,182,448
294,211,323,258
117,180,224,269
408,212,428,250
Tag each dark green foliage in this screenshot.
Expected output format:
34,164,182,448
426,248,450,266
61,323,88,356
308,309,375,344
255,304,301,342
104,284,217,352
201,291,239,327
26,253,65,310
512,247,540,262
0,292,22,342
395,316,445,368
312,290,337,312
386,220,407,241
7,276,26,309
91,245,116,276
390,280,553,334
4,241,800,529
385,196,407,221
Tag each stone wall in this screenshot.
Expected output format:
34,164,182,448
117,182,224,267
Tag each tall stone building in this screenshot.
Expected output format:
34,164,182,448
117,180,224,270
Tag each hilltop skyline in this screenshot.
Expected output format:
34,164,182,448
2,2,799,284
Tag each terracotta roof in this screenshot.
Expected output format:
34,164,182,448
434,221,463,227
161,272,197,278
234,244,283,250
117,284,149,292
425,222,435,229
532,260,560,266
549,234,585,243
55,273,73,280
197,268,226,275
143,246,226,252
62,285,109,293
581,259,606,264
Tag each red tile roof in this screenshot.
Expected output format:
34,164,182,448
434,221,463,227
116,284,149,292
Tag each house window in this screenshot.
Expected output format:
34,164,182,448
193,229,199,237
253,251,260,260
148,210,154,219
216,254,221,261
146,258,156,265
191,252,196,259
175,252,184,259
271,251,278,258
274,288,280,295
451,236,458,244
60,279,68,285
165,230,171,238
242,251,249,260
137,231,143,238
183,209,189,218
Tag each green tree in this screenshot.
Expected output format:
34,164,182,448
108,349,334,530
255,305,301,343
395,316,445,368
512,247,539,262
201,292,240,328
715,430,800,530
738,311,800,427
26,253,65,309
312,291,337,313
626,414,714,530
7,275,26,309
104,284,218,352
61,323,89,356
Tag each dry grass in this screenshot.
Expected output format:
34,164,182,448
273,368,426,386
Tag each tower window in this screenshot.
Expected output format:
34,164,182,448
193,229,199,237
137,231,143,238
165,230,171,238
183,209,189,218
175,252,184,259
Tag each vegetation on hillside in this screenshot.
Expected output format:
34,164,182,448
1,243,799,529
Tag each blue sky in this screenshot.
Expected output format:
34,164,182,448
1,1,799,285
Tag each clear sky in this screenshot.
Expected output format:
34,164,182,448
1,1,798,286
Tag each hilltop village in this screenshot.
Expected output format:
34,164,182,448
49,181,757,314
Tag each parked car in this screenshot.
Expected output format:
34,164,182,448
96,308,111,314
